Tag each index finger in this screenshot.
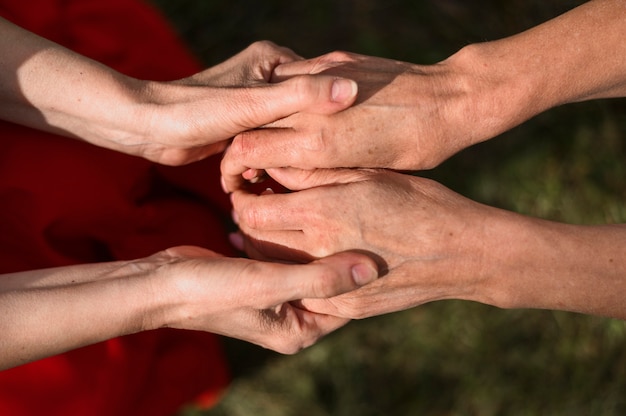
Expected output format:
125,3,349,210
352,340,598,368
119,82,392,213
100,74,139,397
220,127,331,193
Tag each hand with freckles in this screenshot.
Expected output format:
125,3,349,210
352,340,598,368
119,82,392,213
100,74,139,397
230,168,495,318
230,168,626,321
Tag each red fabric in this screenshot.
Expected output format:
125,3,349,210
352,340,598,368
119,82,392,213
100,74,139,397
0,0,232,414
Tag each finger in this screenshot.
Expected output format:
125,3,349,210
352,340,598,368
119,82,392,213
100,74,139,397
231,189,309,231
266,167,371,191
250,306,351,355
220,127,327,193
287,308,351,348
242,75,357,125
229,231,311,263
272,52,357,80
220,128,368,193
245,251,379,309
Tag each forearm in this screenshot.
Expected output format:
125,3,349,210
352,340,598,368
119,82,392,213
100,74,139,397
446,0,626,147
0,257,170,370
0,17,157,152
476,212,626,319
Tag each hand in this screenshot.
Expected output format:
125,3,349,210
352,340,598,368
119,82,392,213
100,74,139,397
229,168,495,319
154,246,378,353
131,42,358,165
0,22,358,167
220,50,492,192
0,244,378,369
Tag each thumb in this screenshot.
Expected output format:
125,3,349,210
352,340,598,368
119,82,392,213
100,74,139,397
266,167,372,191
273,251,379,304
241,75,357,127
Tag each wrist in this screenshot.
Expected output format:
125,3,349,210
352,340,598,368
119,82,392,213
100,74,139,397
470,211,626,319
441,42,552,149
122,250,190,332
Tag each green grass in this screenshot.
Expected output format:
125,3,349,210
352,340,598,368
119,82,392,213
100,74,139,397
148,1,626,414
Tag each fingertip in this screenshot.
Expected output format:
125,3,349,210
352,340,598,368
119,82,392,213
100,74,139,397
331,78,358,105
220,175,230,194
228,232,245,251
313,251,379,289
351,262,379,286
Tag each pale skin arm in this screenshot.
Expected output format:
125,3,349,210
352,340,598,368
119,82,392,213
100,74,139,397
221,0,626,191
229,169,626,320
0,17,357,165
0,246,378,370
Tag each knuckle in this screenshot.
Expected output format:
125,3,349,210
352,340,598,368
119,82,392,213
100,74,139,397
346,305,369,320
287,75,316,103
301,130,325,153
230,131,256,159
241,205,265,230
310,266,344,298
247,40,274,53
273,340,303,355
323,50,354,63
156,148,191,166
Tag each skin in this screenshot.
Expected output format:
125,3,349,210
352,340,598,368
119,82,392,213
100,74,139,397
230,169,626,320
0,18,371,367
226,0,626,320
221,0,626,192
0,17,358,165
0,246,378,370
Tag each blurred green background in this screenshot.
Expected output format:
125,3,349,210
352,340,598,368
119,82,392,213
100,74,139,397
148,1,626,415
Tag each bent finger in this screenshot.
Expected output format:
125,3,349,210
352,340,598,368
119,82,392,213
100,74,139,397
220,126,366,193
231,190,309,231
272,52,358,80
266,167,372,191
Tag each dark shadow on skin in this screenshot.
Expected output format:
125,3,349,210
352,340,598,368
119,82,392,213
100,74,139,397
240,232,390,277
273,57,400,108
220,234,389,379
0,15,72,137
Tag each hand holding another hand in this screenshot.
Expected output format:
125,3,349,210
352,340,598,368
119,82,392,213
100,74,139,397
220,49,511,192
156,246,378,354
229,169,498,319
131,42,358,165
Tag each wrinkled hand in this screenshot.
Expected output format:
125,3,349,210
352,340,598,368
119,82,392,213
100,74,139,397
131,42,358,165
220,50,481,192
229,169,496,319
157,246,378,353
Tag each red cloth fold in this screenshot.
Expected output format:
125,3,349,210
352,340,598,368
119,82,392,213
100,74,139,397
0,0,231,414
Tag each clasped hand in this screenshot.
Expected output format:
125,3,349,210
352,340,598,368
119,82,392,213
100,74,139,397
228,168,497,319
220,49,499,192
125,42,358,165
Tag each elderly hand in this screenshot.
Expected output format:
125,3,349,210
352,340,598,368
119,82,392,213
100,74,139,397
220,50,505,192
230,167,626,321
228,168,496,318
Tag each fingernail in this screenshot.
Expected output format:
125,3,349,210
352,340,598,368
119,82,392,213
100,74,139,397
262,187,275,195
331,78,357,103
220,176,229,193
229,232,245,251
351,263,378,286
243,168,257,180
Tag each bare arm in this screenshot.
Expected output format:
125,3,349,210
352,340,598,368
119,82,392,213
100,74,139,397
221,0,626,191
0,246,378,370
0,17,357,165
